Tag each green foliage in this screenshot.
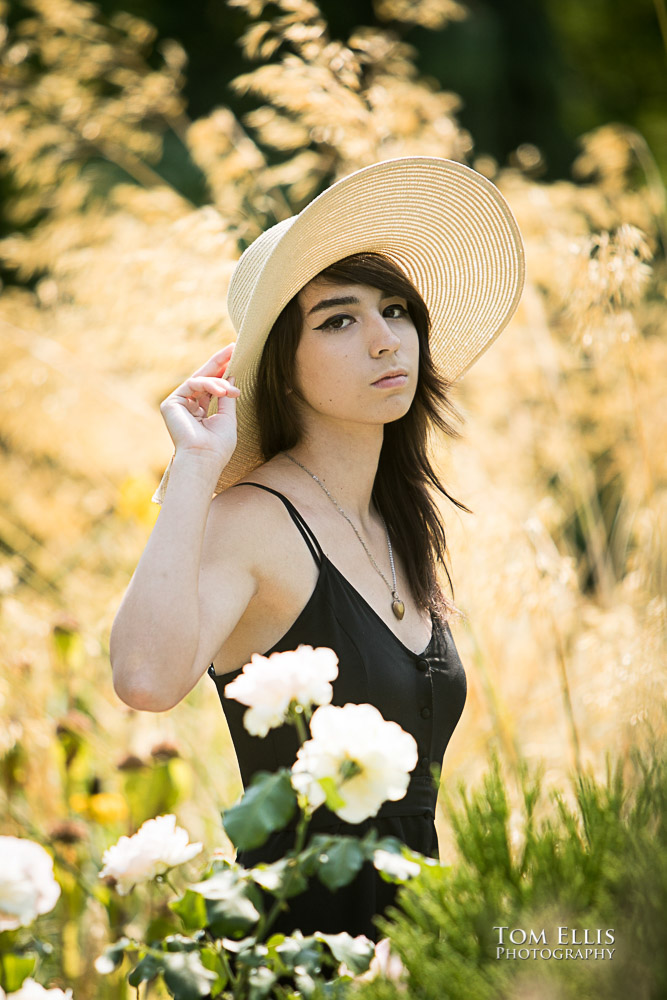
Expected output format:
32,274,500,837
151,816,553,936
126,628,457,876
0,951,37,993
170,889,209,930
303,835,366,892
222,769,298,850
352,742,667,1000
195,870,264,939
126,940,218,997
315,932,375,976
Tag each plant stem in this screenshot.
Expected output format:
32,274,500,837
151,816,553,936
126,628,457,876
547,608,583,779
214,940,237,992
254,808,311,942
158,872,180,896
290,706,309,746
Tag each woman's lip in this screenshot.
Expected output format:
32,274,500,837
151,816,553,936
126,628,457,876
371,374,408,388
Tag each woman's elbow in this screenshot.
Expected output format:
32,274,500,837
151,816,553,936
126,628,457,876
112,676,174,713
109,653,178,713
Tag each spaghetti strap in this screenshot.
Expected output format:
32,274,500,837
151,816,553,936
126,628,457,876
232,482,323,568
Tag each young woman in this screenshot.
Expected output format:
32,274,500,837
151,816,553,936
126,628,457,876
110,156,525,939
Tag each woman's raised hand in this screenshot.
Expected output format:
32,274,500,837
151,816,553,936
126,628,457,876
159,344,241,467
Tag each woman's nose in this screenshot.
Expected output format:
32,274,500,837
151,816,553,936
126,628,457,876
368,313,401,356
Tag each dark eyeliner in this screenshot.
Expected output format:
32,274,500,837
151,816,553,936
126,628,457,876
314,303,407,331
313,313,350,331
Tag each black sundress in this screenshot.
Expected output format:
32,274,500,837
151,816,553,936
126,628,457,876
207,483,467,941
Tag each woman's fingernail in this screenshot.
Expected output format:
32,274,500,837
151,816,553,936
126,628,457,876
228,376,235,385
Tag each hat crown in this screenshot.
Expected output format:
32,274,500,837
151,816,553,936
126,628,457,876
227,216,297,334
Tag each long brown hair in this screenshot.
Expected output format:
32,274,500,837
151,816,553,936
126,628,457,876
256,252,472,621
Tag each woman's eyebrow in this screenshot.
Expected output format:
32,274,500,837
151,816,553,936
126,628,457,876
307,292,396,316
307,295,359,316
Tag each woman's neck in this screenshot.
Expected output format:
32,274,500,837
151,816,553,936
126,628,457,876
283,422,383,528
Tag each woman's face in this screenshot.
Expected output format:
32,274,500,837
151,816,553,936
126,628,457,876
292,278,420,429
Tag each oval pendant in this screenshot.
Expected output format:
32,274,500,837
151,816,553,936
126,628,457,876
392,598,405,620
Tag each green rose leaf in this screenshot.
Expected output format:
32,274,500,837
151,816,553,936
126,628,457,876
0,953,37,993
164,934,200,952
205,890,260,938
247,964,277,1000
191,870,262,938
128,952,163,987
221,935,260,955
313,836,366,891
233,942,268,970
250,858,308,898
95,936,130,974
315,931,375,975
371,835,429,882
222,769,297,850
161,950,218,999
373,847,422,883
297,835,337,877
199,945,227,994
294,969,317,998
368,834,404,856
170,889,208,930
275,933,324,973
145,913,180,942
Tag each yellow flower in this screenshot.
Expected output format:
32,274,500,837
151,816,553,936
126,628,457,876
89,793,129,826
69,792,128,825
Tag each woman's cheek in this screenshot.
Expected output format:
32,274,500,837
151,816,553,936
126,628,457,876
297,343,354,401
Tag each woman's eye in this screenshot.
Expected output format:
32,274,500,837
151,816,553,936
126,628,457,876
384,304,408,317
317,314,353,331
316,304,407,331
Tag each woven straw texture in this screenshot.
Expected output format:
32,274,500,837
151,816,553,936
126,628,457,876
153,156,525,503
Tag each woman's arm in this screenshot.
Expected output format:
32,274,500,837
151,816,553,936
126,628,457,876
109,345,251,712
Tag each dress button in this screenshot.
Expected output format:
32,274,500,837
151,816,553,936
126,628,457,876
416,657,428,672
420,706,431,719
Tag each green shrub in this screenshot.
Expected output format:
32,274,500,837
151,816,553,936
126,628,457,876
353,739,667,1000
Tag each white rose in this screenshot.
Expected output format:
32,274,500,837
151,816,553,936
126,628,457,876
224,646,339,737
290,703,418,823
6,980,73,999
0,837,61,931
99,815,202,895
362,937,406,983
340,937,406,984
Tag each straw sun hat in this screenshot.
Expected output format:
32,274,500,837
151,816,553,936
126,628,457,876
152,155,525,504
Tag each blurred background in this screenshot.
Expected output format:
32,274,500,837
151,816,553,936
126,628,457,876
0,0,665,995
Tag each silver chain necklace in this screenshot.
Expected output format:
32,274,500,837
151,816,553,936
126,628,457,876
284,452,406,620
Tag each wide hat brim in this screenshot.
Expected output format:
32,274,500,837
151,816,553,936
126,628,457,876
153,155,525,503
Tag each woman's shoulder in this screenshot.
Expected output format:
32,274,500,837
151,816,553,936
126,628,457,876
211,462,290,513
204,466,321,616
212,457,315,516
206,464,310,568
208,471,283,532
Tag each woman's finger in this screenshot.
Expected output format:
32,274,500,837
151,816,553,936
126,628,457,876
174,376,239,400
183,396,208,417
190,343,236,379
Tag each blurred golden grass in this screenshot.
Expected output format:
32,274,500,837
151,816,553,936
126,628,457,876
0,0,665,994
